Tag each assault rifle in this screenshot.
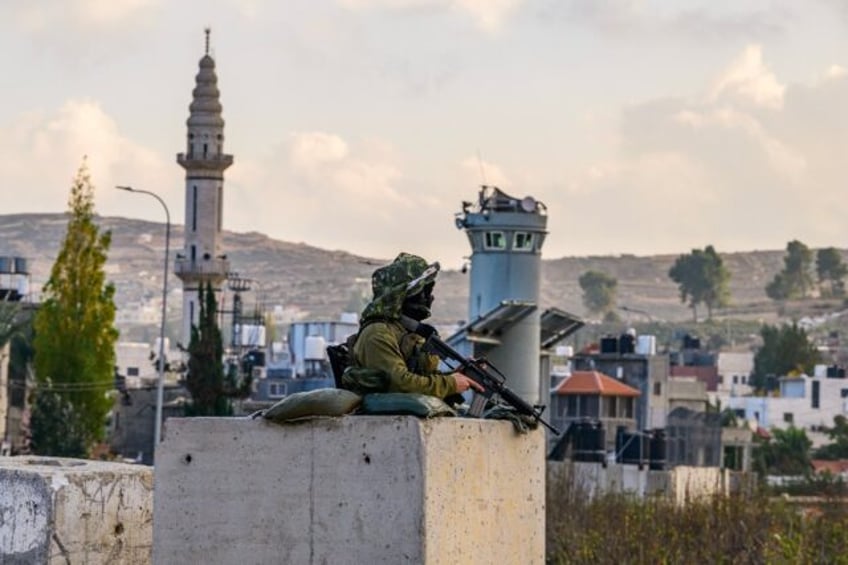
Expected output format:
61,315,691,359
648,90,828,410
399,315,561,435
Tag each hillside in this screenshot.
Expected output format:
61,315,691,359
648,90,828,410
0,213,823,331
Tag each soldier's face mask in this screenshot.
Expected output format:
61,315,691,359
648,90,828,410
402,282,435,321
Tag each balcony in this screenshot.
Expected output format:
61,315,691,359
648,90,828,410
174,257,230,283
176,152,234,172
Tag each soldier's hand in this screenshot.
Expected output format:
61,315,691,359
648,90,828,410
453,373,484,394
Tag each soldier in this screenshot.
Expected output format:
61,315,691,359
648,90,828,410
344,252,482,398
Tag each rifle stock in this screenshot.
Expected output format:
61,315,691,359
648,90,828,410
399,315,561,435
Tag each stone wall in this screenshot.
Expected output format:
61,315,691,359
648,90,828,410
0,456,153,564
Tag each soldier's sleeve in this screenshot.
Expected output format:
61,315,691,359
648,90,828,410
357,324,457,398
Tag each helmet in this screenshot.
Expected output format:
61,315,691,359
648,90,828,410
361,252,440,322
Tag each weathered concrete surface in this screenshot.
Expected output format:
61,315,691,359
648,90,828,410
154,416,545,565
0,456,153,564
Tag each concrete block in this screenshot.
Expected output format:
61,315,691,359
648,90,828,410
0,456,153,564
153,416,545,565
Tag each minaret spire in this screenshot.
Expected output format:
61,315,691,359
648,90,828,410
204,27,211,56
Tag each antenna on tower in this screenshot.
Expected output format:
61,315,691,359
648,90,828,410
204,27,211,55
476,149,488,187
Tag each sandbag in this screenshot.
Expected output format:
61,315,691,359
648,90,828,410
360,393,456,418
263,388,362,423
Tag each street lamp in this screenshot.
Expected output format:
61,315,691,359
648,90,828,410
116,185,170,449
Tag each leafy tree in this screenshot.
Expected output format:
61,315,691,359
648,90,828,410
28,384,88,457
31,161,118,455
816,247,847,298
668,245,730,322
766,240,813,300
814,415,848,460
755,426,812,476
578,270,618,319
751,322,820,390
185,282,251,416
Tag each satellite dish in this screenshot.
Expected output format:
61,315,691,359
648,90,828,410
520,196,536,213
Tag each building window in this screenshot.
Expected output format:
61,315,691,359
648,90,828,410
483,231,506,250
513,232,534,251
783,412,794,424
127,367,139,377
268,382,286,398
812,380,820,409
653,382,662,396
841,388,848,398
732,375,739,385
741,375,747,384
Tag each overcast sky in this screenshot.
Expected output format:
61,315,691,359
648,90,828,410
3,0,848,270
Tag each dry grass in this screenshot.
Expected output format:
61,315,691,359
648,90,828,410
547,469,848,564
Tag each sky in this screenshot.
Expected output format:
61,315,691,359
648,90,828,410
3,0,848,271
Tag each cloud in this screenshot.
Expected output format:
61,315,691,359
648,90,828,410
710,45,785,109
0,100,171,218
538,44,848,259
337,0,524,33
538,1,787,43
11,0,162,33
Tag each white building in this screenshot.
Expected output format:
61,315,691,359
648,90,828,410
715,351,754,397
725,373,848,445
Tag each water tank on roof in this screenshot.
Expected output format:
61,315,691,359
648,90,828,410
304,335,327,361
573,420,606,463
619,333,635,354
13,257,27,274
636,335,656,355
600,336,618,354
683,334,701,350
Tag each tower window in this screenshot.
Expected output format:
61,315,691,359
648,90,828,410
483,231,506,250
192,186,198,231
203,143,208,157
514,232,534,251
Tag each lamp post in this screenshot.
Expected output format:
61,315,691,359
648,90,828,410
116,185,170,449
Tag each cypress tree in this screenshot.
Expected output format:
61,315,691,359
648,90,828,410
185,282,251,416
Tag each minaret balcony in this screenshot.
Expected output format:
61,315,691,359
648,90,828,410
177,152,234,171
174,256,230,281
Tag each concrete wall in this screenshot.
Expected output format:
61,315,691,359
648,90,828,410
548,461,753,505
0,456,153,564
154,416,546,565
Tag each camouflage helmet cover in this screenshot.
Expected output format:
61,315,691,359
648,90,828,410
361,252,440,322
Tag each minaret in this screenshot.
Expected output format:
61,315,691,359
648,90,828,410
175,29,232,346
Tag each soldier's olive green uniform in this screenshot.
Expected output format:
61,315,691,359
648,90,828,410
349,252,457,399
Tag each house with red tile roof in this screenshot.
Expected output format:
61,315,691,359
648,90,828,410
811,459,848,479
550,370,640,449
